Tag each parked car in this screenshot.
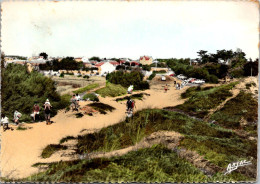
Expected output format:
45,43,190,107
169,74,175,77
161,75,166,81
185,78,196,83
192,79,205,84
177,74,187,80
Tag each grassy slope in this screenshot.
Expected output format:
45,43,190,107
24,145,250,183
95,83,127,97
73,83,99,94
210,91,257,136
175,82,238,118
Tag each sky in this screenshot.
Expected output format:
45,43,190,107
1,1,259,60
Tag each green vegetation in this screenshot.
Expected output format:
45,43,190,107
75,112,84,118
181,86,213,99
82,93,99,102
25,145,218,183
245,82,256,89
41,144,68,159
59,136,76,144
210,91,257,135
36,109,256,182
16,126,28,131
1,64,67,122
115,93,148,102
175,82,238,118
39,57,83,71
148,72,156,80
95,83,127,97
60,94,72,109
153,70,167,74
106,71,149,90
88,102,115,114
75,109,237,154
73,83,99,94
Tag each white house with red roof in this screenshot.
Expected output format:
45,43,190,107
95,62,116,75
139,55,153,65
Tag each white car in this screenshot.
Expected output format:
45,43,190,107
161,76,166,81
177,74,187,80
192,79,205,84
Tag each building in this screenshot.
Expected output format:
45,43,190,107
95,62,116,75
75,57,83,62
139,56,153,65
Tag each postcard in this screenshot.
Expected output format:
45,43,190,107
0,0,259,183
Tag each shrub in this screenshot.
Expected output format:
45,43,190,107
210,91,257,132
73,83,99,94
41,144,67,158
95,83,127,97
83,75,90,79
83,93,99,102
1,64,64,122
59,72,64,78
88,102,115,114
148,72,156,80
175,82,238,118
107,71,149,90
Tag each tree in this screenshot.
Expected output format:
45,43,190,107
39,52,48,60
89,56,101,62
243,60,258,76
2,63,66,122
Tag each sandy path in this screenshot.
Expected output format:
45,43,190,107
0,85,187,179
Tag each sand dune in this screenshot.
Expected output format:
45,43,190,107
0,84,187,179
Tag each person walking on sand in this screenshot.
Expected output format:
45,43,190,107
14,110,22,125
131,99,136,112
71,95,78,111
164,84,168,93
1,114,13,131
44,99,52,125
76,93,81,106
126,97,133,113
32,102,40,122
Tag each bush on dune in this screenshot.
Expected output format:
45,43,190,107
175,82,238,118
1,64,67,122
83,93,99,102
107,71,149,90
210,91,258,134
73,83,99,94
95,83,127,97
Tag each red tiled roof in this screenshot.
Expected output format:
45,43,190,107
140,56,151,60
109,61,119,65
95,62,105,67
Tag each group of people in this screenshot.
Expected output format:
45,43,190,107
70,93,81,111
31,99,52,124
1,99,53,131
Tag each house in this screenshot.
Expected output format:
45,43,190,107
139,56,153,65
95,62,116,75
75,57,83,62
